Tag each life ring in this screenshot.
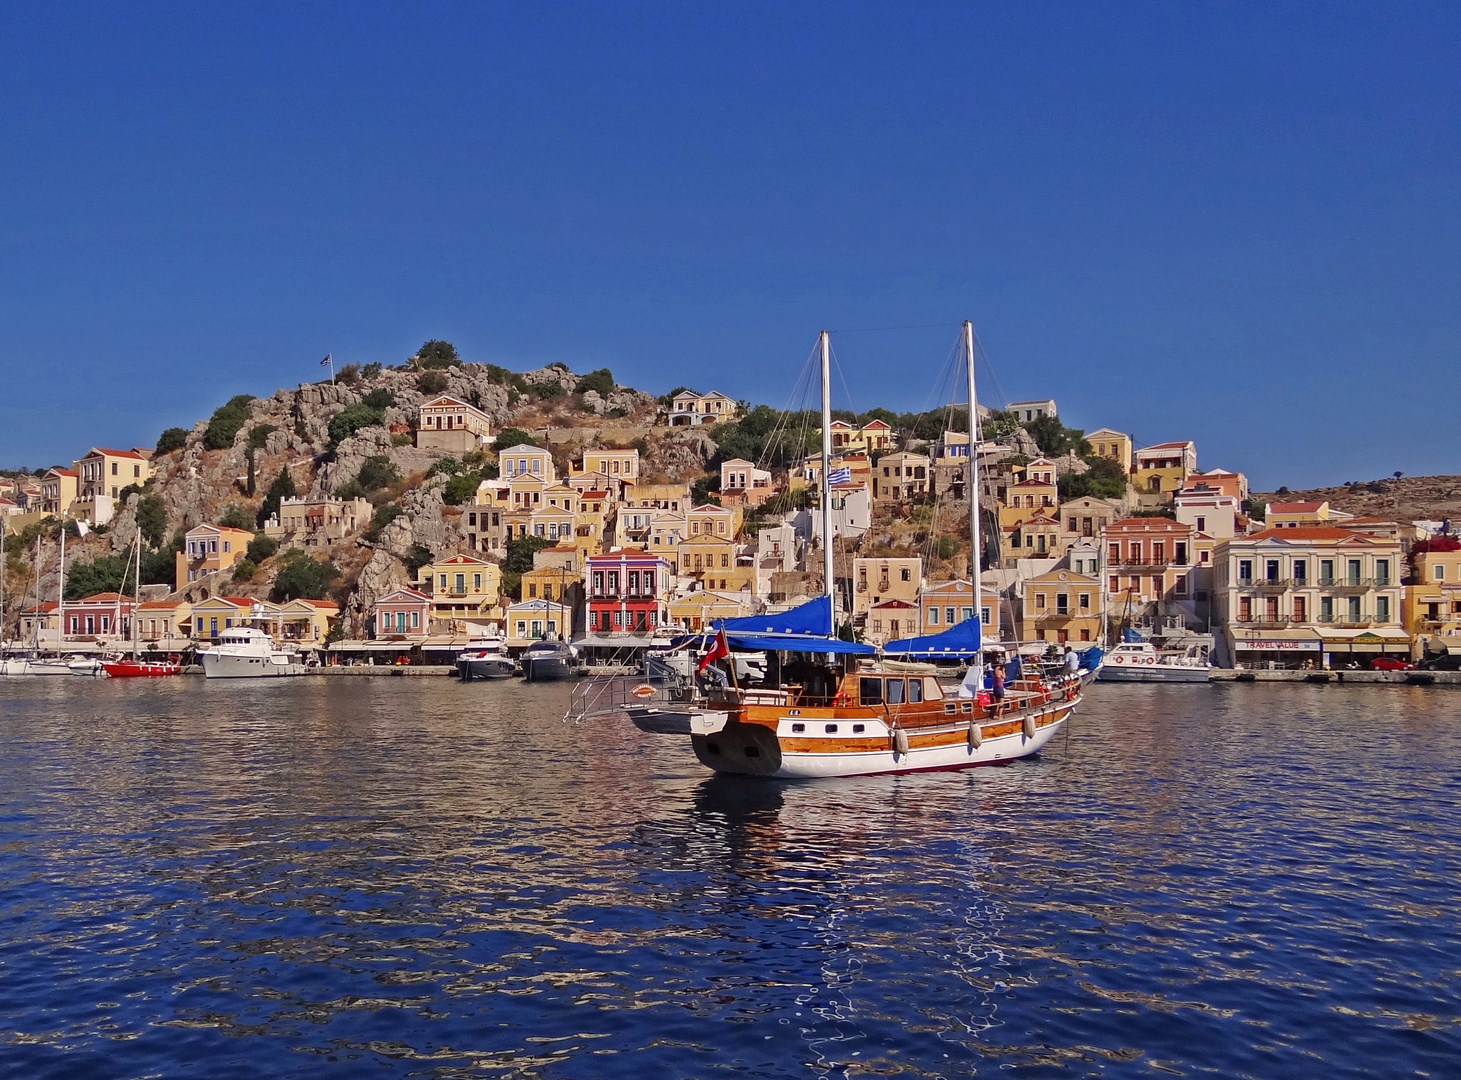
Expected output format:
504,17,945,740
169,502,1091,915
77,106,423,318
831,691,850,707
631,684,655,699
1114,655,1125,664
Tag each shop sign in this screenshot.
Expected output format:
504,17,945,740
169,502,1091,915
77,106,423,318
1237,638,1319,651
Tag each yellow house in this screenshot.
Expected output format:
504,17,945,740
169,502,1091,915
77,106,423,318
176,524,255,592
1019,569,1102,645
872,451,931,502
919,579,1004,642
1403,546,1461,659
668,590,756,631
521,564,575,604
999,476,1059,529
1133,441,1197,499
1265,500,1354,529
577,448,640,482
826,419,896,454
1086,429,1133,474
687,503,740,541
417,554,502,632
39,467,78,517
677,533,738,581
669,390,739,427
189,595,274,641
136,598,193,645
73,447,153,525
852,556,922,619
1004,509,1063,558
498,443,557,484
416,395,494,453
280,598,340,645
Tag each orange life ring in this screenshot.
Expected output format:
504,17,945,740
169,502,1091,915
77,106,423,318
631,684,655,699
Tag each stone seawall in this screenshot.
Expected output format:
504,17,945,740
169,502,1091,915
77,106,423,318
1210,669,1461,686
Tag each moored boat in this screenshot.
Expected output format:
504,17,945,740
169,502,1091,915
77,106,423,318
521,637,578,682
102,658,183,678
200,627,307,678
1096,641,1211,682
456,630,517,680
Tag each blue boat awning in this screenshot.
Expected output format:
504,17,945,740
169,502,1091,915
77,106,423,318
724,632,875,655
884,618,982,659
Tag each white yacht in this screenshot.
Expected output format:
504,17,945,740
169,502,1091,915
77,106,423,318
200,628,307,679
1097,641,1212,683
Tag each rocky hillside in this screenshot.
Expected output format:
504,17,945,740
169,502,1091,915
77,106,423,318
1251,475,1461,526
4,360,729,638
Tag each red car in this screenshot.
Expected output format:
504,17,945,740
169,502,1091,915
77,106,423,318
1369,657,1415,671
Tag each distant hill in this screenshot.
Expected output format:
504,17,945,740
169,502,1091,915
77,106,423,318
1251,475,1461,526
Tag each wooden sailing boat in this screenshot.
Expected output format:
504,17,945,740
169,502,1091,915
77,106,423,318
591,322,1085,778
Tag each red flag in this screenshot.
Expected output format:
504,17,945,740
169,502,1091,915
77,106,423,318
697,629,729,673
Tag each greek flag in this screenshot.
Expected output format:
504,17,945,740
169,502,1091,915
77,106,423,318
827,466,852,485
320,353,332,367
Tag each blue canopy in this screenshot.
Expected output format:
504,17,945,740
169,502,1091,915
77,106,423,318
712,595,874,655
883,617,982,659
719,595,832,637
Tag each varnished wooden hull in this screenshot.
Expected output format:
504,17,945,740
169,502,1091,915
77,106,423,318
691,696,1076,778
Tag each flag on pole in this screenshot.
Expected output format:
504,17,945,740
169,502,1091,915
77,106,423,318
697,628,730,673
827,466,852,485
320,354,332,367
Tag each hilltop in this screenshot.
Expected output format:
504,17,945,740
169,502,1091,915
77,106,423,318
1251,475,1461,526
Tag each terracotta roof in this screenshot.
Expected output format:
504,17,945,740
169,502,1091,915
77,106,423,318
868,598,918,609
71,592,130,603
138,599,187,609
1243,526,1377,542
289,598,339,609
86,448,147,460
1139,441,1195,451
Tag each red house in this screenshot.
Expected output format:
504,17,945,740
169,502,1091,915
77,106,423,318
371,587,431,639
586,549,672,635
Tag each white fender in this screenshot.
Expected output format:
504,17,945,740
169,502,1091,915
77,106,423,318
968,720,982,750
1022,713,1036,740
894,728,910,757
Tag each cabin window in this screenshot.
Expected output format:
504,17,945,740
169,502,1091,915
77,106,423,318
908,679,923,704
791,723,805,733
824,724,838,734
859,677,882,706
886,679,905,705
852,724,865,733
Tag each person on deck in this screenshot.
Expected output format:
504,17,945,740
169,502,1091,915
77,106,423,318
990,662,1006,717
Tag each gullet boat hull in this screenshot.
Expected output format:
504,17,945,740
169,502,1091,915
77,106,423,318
692,697,1075,779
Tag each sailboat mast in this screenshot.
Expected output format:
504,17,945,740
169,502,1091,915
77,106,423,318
964,321,982,599
819,330,834,619
56,519,65,656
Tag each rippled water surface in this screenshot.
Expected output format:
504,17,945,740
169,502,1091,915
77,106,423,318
1,677,1459,1078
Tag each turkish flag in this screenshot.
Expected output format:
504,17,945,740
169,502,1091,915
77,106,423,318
697,629,730,673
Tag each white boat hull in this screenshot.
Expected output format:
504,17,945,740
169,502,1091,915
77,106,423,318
0,658,72,676
1097,665,1211,683
201,652,306,678
627,706,729,736
692,701,1072,779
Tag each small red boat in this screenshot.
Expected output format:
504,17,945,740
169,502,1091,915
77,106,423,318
102,659,182,678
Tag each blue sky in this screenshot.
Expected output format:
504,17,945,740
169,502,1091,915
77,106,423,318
1,2,1457,488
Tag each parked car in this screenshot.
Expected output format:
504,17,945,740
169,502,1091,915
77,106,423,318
1369,657,1415,671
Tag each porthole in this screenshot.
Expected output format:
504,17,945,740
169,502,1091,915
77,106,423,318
825,724,838,734
791,723,805,733
852,724,865,733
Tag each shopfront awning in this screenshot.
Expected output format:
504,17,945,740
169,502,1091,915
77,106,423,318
1317,628,1411,653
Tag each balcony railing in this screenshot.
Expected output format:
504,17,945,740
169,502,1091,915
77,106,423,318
1240,578,1291,591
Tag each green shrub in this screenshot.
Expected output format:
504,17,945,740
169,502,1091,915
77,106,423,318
441,472,481,505
247,423,277,450
337,363,361,384
327,402,386,446
1059,456,1127,500
505,535,552,574
65,553,136,600
494,427,538,450
155,427,189,455
271,550,339,601
404,544,435,576
230,558,257,583
534,381,565,401
246,532,278,564
334,480,365,500
219,504,254,530
257,467,297,527
415,340,460,369
203,395,255,450
575,368,614,396
361,387,395,410
363,503,405,542
356,455,400,493
135,492,167,548
933,535,960,560
417,370,448,395
362,362,382,378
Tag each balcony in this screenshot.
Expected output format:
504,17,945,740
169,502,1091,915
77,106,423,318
1241,578,1291,591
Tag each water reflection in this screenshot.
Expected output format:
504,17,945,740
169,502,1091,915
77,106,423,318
0,678,1459,1077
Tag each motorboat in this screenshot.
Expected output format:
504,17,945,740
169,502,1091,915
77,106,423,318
1097,641,1211,682
456,631,517,681
199,627,307,678
521,637,578,682
102,658,184,678
0,655,72,676
67,656,106,677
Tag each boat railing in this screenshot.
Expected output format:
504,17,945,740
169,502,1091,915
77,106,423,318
565,673,702,723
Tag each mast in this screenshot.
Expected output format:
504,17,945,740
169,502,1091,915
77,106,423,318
56,519,65,657
819,330,834,620
964,320,982,607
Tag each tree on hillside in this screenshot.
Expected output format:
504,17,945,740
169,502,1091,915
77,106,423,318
257,467,297,528
65,553,135,600
575,368,614,396
1059,457,1127,500
271,550,340,601
1025,415,1090,458
495,427,540,450
414,340,460,369
155,427,189,455
203,395,255,451
328,402,387,447
134,492,167,549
